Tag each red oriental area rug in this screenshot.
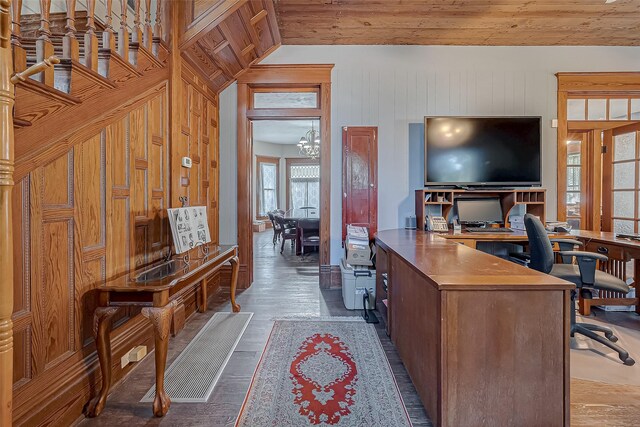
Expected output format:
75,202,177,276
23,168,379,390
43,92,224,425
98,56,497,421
236,318,412,426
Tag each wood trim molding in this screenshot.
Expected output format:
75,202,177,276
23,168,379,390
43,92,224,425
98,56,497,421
319,265,341,290
237,64,334,288
237,64,333,85
557,72,640,93
556,72,640,228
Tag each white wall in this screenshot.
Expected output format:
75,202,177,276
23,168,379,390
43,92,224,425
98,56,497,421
219,45,640,263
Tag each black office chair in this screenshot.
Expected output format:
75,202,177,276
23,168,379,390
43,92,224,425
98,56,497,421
524,214,635,365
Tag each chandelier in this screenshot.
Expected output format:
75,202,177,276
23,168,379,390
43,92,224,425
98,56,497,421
297,121,320,159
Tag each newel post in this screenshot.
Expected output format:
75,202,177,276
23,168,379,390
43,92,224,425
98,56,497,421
0,0,15,424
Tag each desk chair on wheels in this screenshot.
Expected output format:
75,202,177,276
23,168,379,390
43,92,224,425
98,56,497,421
524,214,635,366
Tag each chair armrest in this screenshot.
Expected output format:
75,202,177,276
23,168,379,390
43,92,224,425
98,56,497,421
552,239,584,264
550,238,583,247
558,250,608,286
557,250,608,262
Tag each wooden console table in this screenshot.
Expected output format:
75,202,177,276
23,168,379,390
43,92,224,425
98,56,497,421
86,245,240,418
375,229,572,426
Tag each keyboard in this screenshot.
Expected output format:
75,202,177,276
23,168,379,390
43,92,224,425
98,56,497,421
465,227,514,233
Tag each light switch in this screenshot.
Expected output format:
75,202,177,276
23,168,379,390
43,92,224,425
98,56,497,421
182,157,193,168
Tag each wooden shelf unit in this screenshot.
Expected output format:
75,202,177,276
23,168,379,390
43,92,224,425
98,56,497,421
415,188,546,230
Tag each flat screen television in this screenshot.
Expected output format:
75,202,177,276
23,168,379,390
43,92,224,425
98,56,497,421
424,116,541,187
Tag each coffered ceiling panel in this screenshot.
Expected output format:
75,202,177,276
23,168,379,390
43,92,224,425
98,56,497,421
181,0,282,92
273,0,640,46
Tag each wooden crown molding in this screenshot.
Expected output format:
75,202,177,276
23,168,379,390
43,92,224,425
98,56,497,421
238,64,334,84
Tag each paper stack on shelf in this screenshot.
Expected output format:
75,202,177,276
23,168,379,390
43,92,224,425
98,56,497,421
345,225,372,266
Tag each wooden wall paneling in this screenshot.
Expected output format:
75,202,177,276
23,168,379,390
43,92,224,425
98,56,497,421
29,151,76,376
11,177,31,390
149,92,168,260
10,78,170,427
74,133,107,347
14,68,170,182
211,99,220,244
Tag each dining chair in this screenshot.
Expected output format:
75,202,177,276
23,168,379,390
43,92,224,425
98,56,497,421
275,214,296,254
298,218,320,255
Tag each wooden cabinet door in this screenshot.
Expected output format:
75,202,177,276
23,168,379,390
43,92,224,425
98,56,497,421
342,126,377,241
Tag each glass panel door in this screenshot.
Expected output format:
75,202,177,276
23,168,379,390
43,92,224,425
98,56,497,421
612,126,640,234
566,136,584,229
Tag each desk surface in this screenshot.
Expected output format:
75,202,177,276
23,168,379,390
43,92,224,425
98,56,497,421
570,229,640,249
375,229,573,290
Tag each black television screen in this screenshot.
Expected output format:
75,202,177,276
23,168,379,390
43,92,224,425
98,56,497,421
424,116,541,186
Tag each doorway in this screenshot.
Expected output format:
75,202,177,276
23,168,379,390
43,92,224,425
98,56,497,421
251,119,321,268
236,65,333,289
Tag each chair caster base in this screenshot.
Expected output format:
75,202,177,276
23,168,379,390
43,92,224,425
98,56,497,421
623,356,635,366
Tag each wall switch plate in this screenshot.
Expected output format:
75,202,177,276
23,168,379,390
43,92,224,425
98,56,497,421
120,345,148,368
182,156,192,168
120,353,130,369
551,119,558,128
129,345,147,362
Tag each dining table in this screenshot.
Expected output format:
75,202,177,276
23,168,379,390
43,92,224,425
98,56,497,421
284,211,320,255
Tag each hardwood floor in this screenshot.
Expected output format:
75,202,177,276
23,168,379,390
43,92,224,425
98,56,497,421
78,231,431,426
77,230,640,426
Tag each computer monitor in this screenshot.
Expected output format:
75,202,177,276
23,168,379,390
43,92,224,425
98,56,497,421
456,198,504,224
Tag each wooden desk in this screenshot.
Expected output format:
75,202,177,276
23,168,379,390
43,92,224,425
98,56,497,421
437,229,640,315
375,229,573,427
435,229,535,249
569,230,640,315
86,245,240,418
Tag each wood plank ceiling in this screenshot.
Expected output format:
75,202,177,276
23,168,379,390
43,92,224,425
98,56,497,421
180,0,281,92
273,0,640,46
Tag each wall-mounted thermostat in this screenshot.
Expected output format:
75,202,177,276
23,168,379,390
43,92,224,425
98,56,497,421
182,157,192,168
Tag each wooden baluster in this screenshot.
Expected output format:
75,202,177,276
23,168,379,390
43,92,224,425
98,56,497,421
118,0,129,59
84,0,98,70
63,0,79,61
10,0,26,71
143,0,152,49
36,0,55,84
131,0,142,44
102,0,116,50
154,0,162,40
152,0,163,58
10,0,20,46
1,2,16,422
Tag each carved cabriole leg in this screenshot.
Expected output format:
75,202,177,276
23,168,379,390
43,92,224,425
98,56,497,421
230,256,241,313
86,306,120,417
141,301,176,417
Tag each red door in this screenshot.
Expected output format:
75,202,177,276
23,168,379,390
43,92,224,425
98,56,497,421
342,127,378,241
